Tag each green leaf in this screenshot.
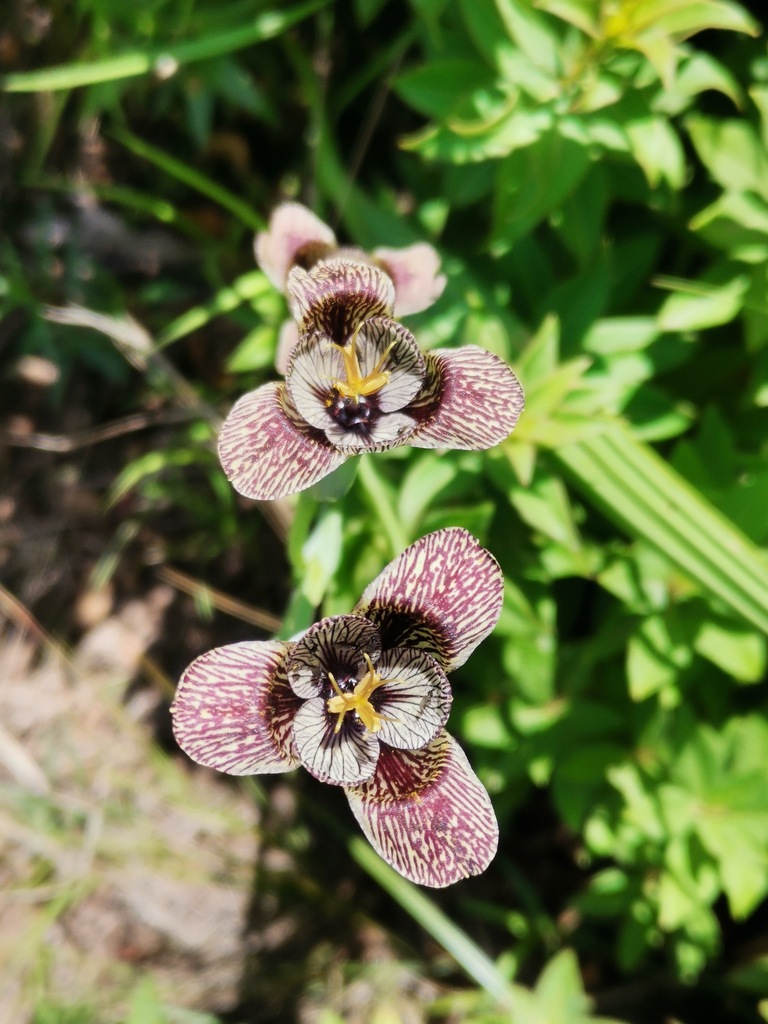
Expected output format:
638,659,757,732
0,0,329,91
624,116,686,189
492,127,592,248
687,116,768,201
394,59,496,120
627,612,693,701
690,192,768,259
640,0,759,39
656,274,750,330
553,423,768,635
694,617,767,682
536,0,600,37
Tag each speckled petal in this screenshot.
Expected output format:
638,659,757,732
374,243,447,317
171,641,301,775
356,317,425,413
354,527,503,671
287,614,381,699
218,383,347,501
255,202,336,290
293,697,380,785
287,260,395,341
409,347,524,450
345,732,498,887
373,647,452,751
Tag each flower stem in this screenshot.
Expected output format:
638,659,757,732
356,455,409,556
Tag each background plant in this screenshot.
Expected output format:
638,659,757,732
2,0,768,1021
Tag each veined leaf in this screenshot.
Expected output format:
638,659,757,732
554,423,768,634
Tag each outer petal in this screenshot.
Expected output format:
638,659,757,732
293,697,380,786
171,641,301,775
345,732,498,887
287,260,395,341
218,383,347,501
287,614,381,699
373,647,452,751
374,243,447,316
255,202,336,290
354,527,503,671
408,347,524,450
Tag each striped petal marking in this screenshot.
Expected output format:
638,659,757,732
171,641,301,775
292,696,381,785
217,382,347,501
286,615,381,699
345,732,499,887
408,346,524,450
370,646,452,751
287,260,395,342
354,527,504,671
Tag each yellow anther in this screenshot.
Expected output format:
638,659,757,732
330,326,396,401
327,654,401,734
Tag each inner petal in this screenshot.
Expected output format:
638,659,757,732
351,317,425,413
293,697,380,786
287,260,395,341
287,614,381,700
368,646,452,751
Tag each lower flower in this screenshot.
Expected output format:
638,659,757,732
171,527,502,887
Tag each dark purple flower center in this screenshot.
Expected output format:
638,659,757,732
325,389,380,435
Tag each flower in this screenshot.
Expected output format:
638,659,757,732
257,201,447,317
171,528,502,887
218,258,524,501
257,203,448,374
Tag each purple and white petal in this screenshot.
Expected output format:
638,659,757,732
373,647,452,751
255,202,336,290
409,347,524,450
354,527,503,671
171,641,301,775
285,331,346,430
287,615,381,699
287,260,395,341
374,243,447,317
275,319,300,375
218,383,347,501
356,317,425,412
324,410,417,453
345,732,498,887
293,697,380,785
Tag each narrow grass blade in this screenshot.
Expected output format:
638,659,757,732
350,837,521,1011
111,128,263,230
1,0,327,92
553,422,768,634
156,270,270,349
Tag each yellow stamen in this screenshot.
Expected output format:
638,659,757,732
327,654,401,734
330,325,396,401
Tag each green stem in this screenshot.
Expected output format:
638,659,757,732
357,455,410,556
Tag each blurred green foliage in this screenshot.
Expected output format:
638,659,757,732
4,0,768,1020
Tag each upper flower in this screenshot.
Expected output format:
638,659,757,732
171,528,502,887
218,258,524,501
256,201,447,318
